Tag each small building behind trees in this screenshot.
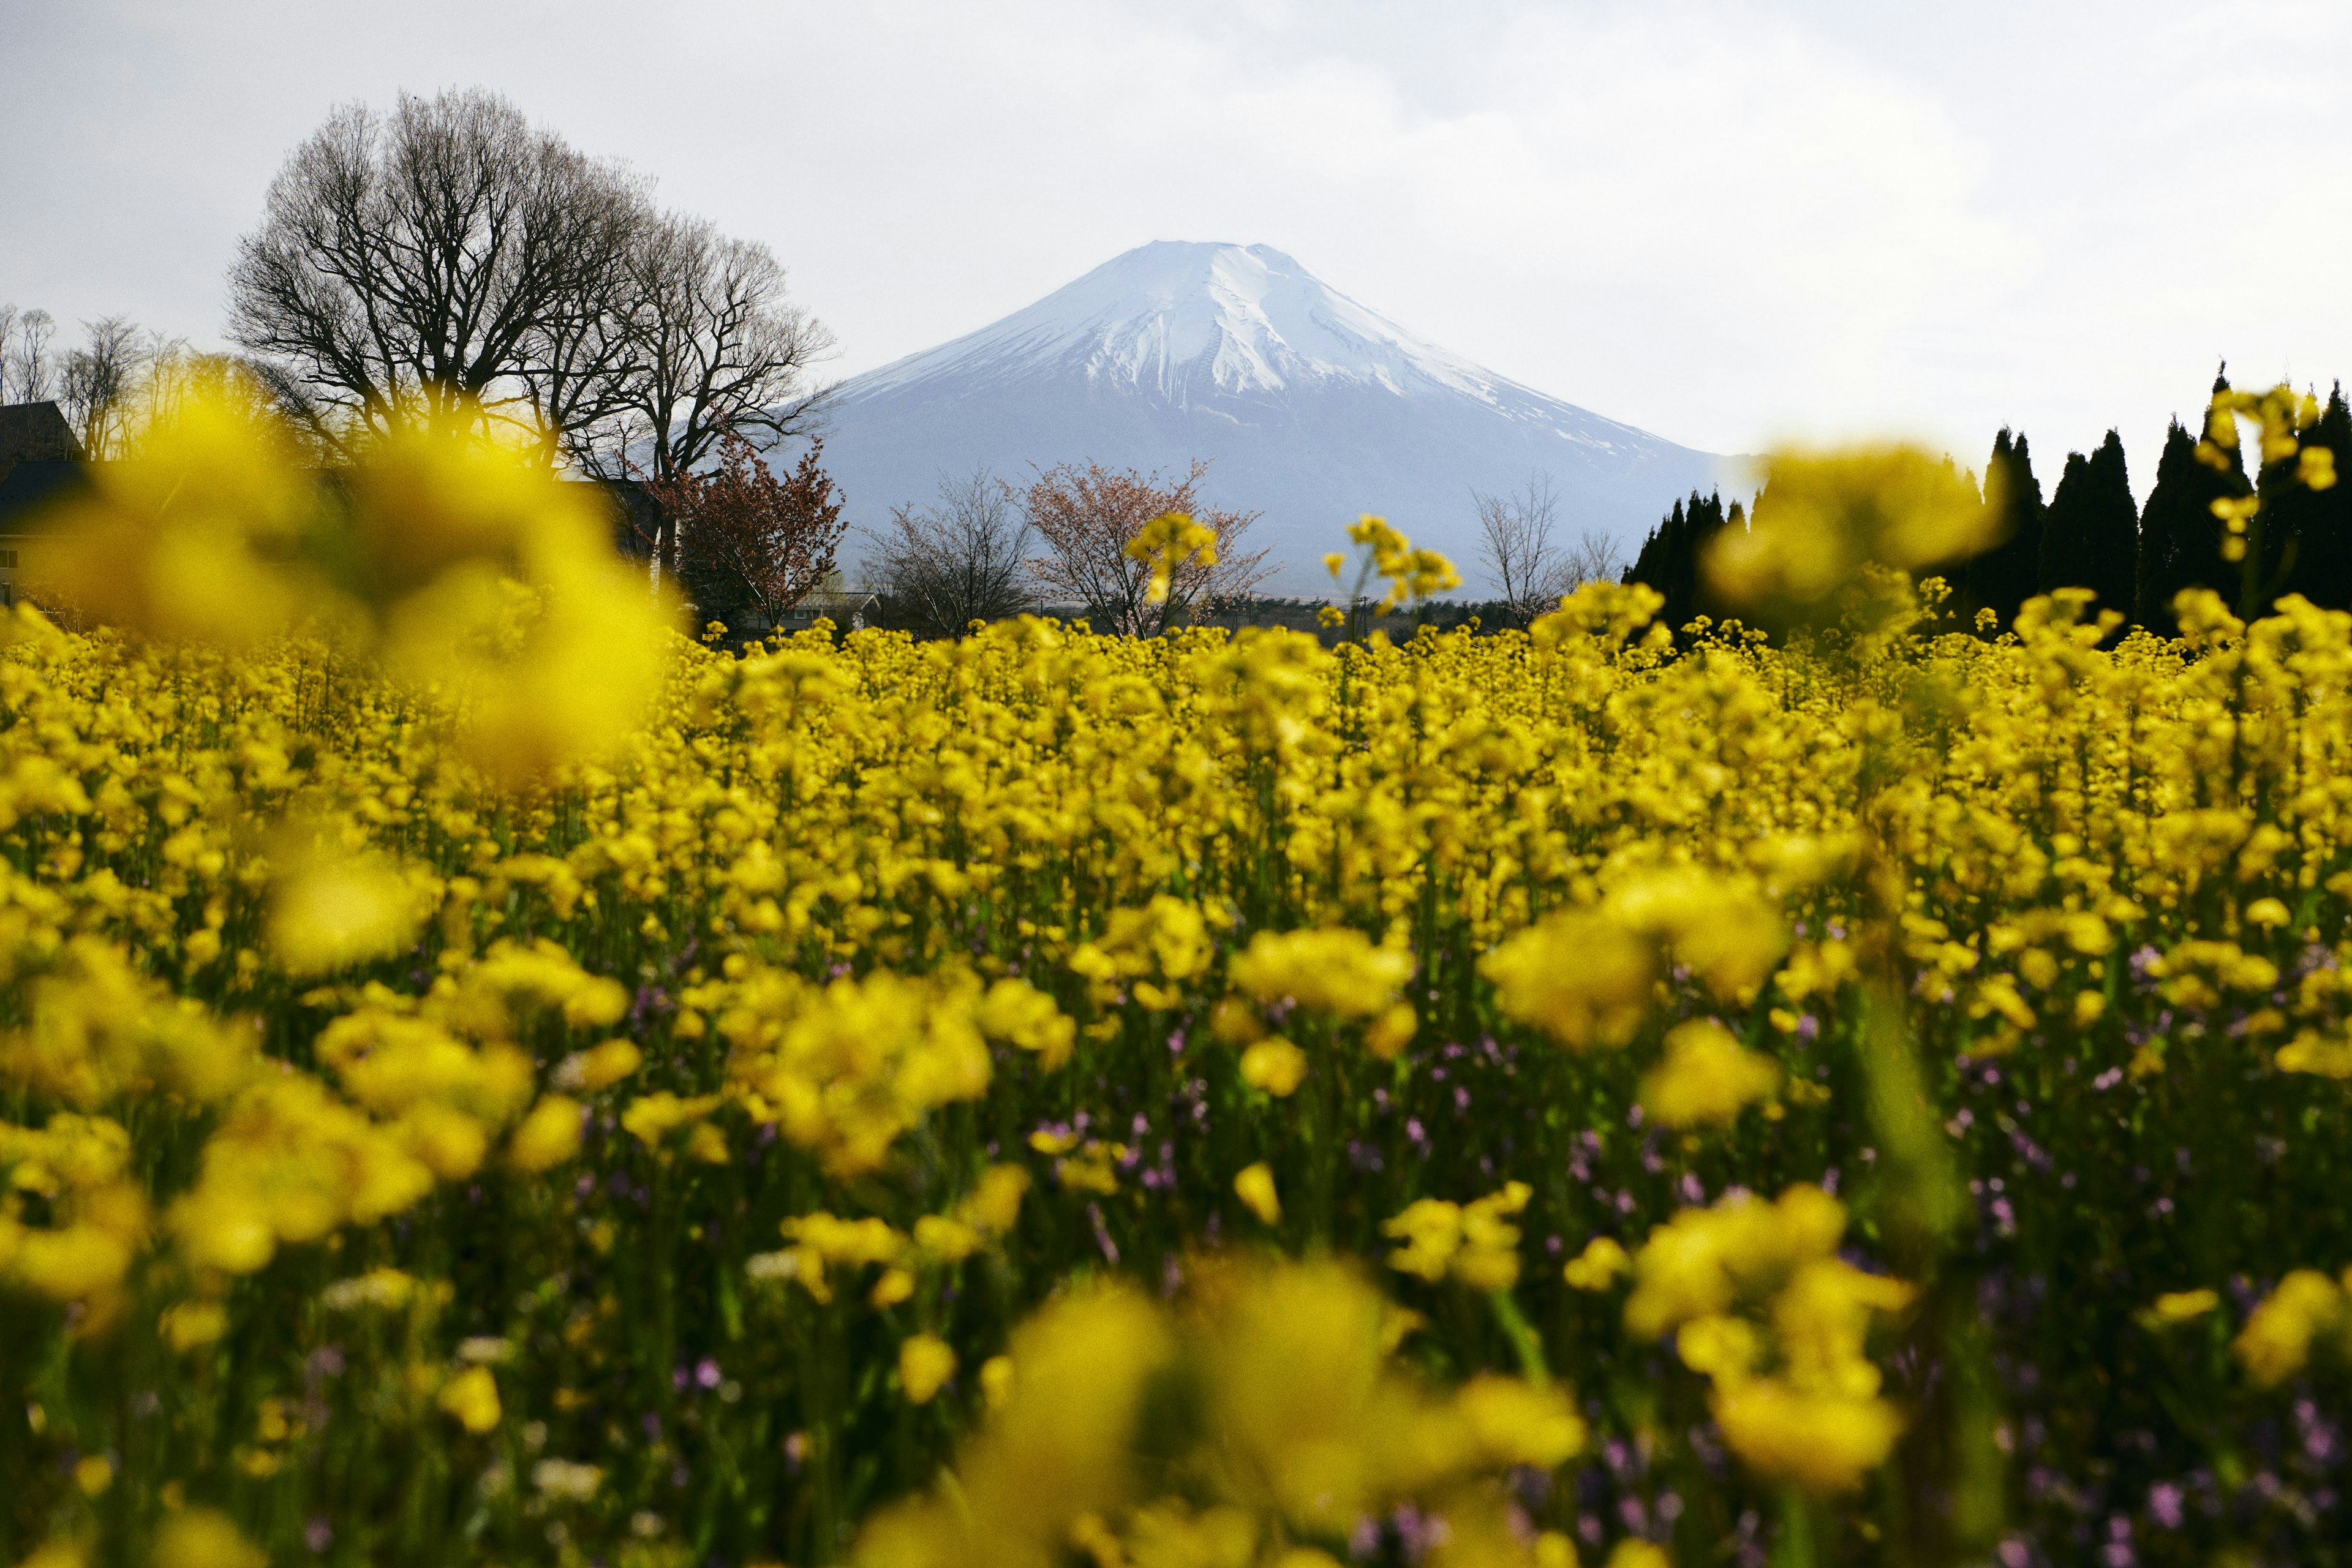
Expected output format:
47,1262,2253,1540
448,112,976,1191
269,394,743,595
0,402,90,607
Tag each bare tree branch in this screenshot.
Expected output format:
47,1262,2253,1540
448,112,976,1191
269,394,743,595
592,215,835,571
864,467,1034,636
1540,529,1627,603
1472,471,1562,625
4,309,58,404
58,316,150,458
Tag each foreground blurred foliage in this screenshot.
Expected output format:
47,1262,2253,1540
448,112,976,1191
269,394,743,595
7,393,2352,1568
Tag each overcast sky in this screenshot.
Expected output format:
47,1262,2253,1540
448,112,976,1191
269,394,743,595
3,0,2346,489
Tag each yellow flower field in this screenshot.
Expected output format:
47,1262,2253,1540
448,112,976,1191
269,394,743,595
6,395,2352,1568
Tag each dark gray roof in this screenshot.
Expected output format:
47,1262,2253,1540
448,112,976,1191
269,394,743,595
0,402,85,469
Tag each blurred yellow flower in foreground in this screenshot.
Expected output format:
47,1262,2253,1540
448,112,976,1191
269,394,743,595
1606,1544,1671,1568
1624,1185,1910,1493
2144,1287,2220,1327
437,1365,502,1433
1705,446,1993,611
1563,1236,1632,1292
1640,1019,1782,1129
266,831,431,976
31,388,679,786
29,391,328,648
1238,1037,1308,1096
1227,925,1412,1020
857,1261,1579,1568
1483,908,1657,1050
899,1334,958,1404
1710,1376,1904,1496
2236,1269,2352,1387
507,1096,584,1174
154,1509,267,1568
1232,1162,1281,1225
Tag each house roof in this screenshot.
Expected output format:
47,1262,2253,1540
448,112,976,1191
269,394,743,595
0,402,85,469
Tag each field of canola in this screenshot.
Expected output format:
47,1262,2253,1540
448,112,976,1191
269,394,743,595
7,406,2352,1568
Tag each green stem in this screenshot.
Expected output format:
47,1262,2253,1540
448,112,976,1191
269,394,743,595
1771,1485,1822,1568
1485,1289,1549,1387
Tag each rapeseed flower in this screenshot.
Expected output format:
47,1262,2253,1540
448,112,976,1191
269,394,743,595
2236,1270,2350,1387
1227,926,1412,1019
1638,1019,1781,1128
1233,1162,1282,1225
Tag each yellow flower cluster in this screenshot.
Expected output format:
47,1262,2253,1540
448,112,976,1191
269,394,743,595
2235,1267,2352,1386
1125,512,1221,605
1385,1182,1532,1292
1482,867,1784,1052
1616,1185,1912,1494
1705,445,1994,612
1068,895,1218,1012
700,960,1023,1175
1212,924,1420,1088
752,1164,1030,1307
1638,1019,1781,1129
1328,514,1463,612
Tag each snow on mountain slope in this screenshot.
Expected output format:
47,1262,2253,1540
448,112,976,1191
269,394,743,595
812,241,1743,595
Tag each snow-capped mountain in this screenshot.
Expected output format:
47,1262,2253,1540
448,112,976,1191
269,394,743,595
815,241,1741,595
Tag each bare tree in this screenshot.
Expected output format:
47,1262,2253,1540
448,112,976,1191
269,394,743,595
1472,472,1566,623
588,214,834,571
1025,459,1270,636
225,88,649,452
1542,530,1627,600
232,353,345,460
4,308,58,403
865,467,1035,636
57,317,151,457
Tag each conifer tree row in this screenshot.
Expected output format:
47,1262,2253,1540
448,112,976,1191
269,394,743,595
1621,366,2352,636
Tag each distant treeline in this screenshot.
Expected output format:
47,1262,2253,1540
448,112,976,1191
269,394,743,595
1626,369,2352,638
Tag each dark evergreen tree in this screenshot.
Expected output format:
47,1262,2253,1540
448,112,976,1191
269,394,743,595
1626,499,1684,603
1624,490,1736,638
1962,429,2044,633
2135,370,2248,633
2268,383,2352,611
2038,429,2137,618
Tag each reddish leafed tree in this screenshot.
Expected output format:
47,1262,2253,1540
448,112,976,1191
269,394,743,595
654,432,846,630
1023,459,1270,636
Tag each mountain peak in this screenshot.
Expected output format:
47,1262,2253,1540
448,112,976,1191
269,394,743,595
847,240,1493,406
